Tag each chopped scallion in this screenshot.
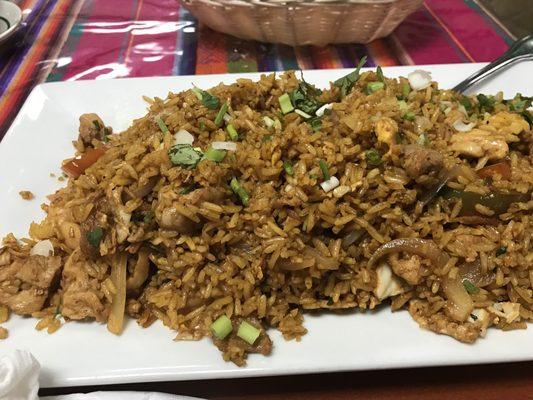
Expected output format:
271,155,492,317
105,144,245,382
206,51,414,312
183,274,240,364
402,82,410,99
283,161,294,176
143,210,155,224
215,102,229,127
398,100,408,112
365,149,382,166
309,117,322,131
463,279,479,294
367,82,385,93
279,93,294,114
263,116,275,128
210,315,233,340
180,185,195,195
86,227,103,248
155,117,169,134
318,159,330,180
203,147,226,163
417,133,429,146
230,178,249,206
237,320,260,345
376,66,384,83
226,123,239,141
403,111,416,121
191,87,203,100
262,135,272,142
199,121,206,131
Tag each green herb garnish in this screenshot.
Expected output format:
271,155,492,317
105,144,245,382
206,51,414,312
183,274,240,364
226,123,238,141
327,297,334,306
309,117,322,132
168,144,203,168
262,135,273,142
283,161,294,176
230,178,249,206
86,227,103,248
333,56,367,98
365,149,382,166
463,279,479,294
476,94,495,113
459,96,473,113
199,121,206,131
155,116,169,134
203,147,226,163
319,159,330,180
279,93,294,114
470,313,478,321
143,210,155,224
192,87,220,110
495,246,507,257
93,120,101,131
214,102,229,127
290,81,323,115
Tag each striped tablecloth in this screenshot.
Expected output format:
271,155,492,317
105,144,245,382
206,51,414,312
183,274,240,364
0,0,514,139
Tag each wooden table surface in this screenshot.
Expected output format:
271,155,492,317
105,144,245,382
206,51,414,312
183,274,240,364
40,361,533,399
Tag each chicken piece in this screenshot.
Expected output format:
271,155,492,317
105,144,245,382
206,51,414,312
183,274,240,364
450,129,509,160
0,255,62,315
62,291,105,321
158,187,226,233
399,144,443,179
408,299,481,343
374,262,407,300
479,111,529,136
78,113,109,146
388,253,424,285
375,117,398,150
61,251,107,322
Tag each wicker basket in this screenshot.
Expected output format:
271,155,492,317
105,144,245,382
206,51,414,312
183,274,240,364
179,0,423,46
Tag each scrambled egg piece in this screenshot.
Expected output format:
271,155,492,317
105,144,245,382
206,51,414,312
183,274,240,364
479,111,529,136
489,302,521,324
374,262,406,300
375,117,398,150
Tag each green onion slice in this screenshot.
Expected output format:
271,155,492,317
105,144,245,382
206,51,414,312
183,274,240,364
86,227,103,248
367,81,385,93
226,123,238,141
237,320,260,345
283,161,294,176
155,117,169,134
318,159,330,180
230,177,249,206
215,102,229,127
210,315,233,340
203,147,227,163
279,93,294,114
168,144,203,167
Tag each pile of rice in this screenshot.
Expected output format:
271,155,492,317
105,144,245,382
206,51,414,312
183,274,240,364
0,68,532,365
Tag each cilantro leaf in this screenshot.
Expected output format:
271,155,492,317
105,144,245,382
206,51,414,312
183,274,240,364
168,144,203,168
86,227,103,248
333,56,367,98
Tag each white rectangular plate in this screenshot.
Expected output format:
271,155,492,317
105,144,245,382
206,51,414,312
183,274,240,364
1,63,532,389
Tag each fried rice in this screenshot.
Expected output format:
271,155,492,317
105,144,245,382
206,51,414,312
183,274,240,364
0,67,532,365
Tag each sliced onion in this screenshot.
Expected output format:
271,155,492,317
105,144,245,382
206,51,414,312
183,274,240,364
367,238,449,269
419,165,461,207
457,104,468,116
452,119,476,132
320,176,340,193
30,240,54,257
442,276,474,322
457,260,495,288
223,113,231,123
212,141,237,151
173,129,194,145
315,103,333,117
295,109,312,119
407,70,432,91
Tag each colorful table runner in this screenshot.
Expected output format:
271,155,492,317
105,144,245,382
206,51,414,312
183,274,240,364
0,0,514,139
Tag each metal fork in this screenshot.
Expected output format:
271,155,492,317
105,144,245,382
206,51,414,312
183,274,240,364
453,35,533,93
